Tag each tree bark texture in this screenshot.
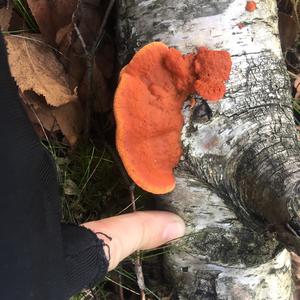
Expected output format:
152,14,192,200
117,0,300,299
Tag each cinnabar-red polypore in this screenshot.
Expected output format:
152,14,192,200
114,42,231,194
194,47,231,101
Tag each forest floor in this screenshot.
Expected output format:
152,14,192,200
1,0,300,299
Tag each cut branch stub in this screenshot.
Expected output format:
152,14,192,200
114,42,231,193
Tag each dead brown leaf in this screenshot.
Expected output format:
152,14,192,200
5,34,76,106
22,91,59,137
22,90,82,145
27,0,77,45
6,32,83,145
52,101,83,145
27,0,115,113
0,4,12,30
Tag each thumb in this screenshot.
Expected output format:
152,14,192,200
82,211,185,271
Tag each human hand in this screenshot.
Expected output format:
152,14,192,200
82,211,185,270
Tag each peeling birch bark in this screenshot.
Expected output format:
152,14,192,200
117,0,299,299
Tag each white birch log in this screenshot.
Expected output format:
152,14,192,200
117,0,300,298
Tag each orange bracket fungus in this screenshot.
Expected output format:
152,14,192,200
114,42,231,194
193,47,231,101
246,1,257,12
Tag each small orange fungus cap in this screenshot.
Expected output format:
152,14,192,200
114,42,231,194
193,47,232,101
246,1,257,12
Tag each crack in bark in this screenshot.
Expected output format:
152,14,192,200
220,103,293,119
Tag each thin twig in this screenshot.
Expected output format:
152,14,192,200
135,253,146,300
286,223,300,238
73,24,89,57
288,70,298,79
93,136,147,299
106,144,147,299
117,194,142,215
91,0,115,56
129,184,136,210
95,132,147,299
72,20,93,138
73,0,115,138
129,184,146,300
105,276,140,295
118,272,125,300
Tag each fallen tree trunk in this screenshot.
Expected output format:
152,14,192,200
117,0,300,298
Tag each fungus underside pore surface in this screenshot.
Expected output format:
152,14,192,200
114,42,231,194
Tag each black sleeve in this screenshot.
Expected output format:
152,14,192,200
0,31,108,299
62,224,109,298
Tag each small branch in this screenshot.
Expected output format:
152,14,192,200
72,21,94,138
118,272,125,300
91,0,115,56
288,70,298,78
135,253,146,300
73,0,115,138
98,141,147,299
129,184,146,300
105,276,140,295
73,24,89,57
117,194,141,215
129,183,136,210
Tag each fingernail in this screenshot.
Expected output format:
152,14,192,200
163,218,185,240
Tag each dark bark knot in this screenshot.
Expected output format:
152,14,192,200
191,99,213,124
184,94,213,138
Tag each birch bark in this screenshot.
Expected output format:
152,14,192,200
117,0,300,299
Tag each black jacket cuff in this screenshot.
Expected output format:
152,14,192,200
61,224,109,298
